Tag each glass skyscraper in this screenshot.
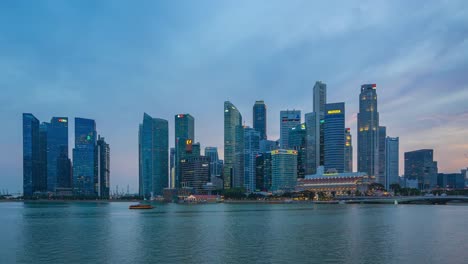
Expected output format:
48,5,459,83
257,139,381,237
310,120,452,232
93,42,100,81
404,149,437,190
344,128,353,173
280,110,301,149
289,123,307,178
73,118,97,196
253,100,267,140
46,117,69,192
23,113,40,196
180,156,210,193
139,113,169,198
96,135,110,198
324,103,345,173
243,127,260,192
313,81,327,168
385,137,399,190
305,112,317,175
175,114,194,188
224,101,242,189
358,84,379,179
271,149,298,192
378,126,387,185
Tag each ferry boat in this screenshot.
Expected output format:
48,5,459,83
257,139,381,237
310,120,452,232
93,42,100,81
129,204,154,210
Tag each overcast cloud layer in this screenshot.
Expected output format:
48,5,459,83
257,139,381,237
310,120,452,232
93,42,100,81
1,0,468,193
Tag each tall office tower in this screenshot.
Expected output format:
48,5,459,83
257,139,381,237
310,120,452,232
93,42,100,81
180,156,210,194
175,114,195,188
255,152,272,191
23,113,40,196
73,118,97,196
253,100,267,140
205,147,220,177
243,127,260,192
280,110,301,149
385,137,399,190
170,147,176,188
233,125,245,188
313,81,327,167
37,123,48,193
324,103,345,173
404,149,438,190
224,101,242,189
289,123,307,178
271,149,298,192
344,128,353,173
378,126,387,185
305,112,317,175
57,147,72,190
358,84,379,179
139,113,169,198
96,136,110,198
47,117,69,192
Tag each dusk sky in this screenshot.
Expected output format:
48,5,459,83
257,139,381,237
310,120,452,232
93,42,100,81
1,0,468,193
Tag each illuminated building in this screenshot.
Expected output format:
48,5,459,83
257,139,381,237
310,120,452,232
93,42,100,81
253,100,267,140
344,128,353,173
47,117,70,192
324,102,345,173
279,110,301,149
96,136,110,198
180,156,210,194
243,127,260,192
289,123,307,178
385,137,399,190
175,113,194,188
357,84,379,181
297,166,372,196
22,113,40,196
224,101,242,189
271,149,298,192
73,118,97,196
139,113,169,198
404,149,438,190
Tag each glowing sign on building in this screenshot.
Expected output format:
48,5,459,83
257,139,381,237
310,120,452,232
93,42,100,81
58,118,67,123
186,139,193,152
177,114,185,118
327,109,342,115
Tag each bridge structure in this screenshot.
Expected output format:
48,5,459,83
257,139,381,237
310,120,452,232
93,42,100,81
336,196,468,205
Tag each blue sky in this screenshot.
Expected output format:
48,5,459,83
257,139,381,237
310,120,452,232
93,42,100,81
1,0,468,193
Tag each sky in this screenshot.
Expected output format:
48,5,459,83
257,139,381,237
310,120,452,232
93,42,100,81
1,0,468,194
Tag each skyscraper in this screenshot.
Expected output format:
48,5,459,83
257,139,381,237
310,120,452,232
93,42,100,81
139,113,169,198
305,112,317,175
170,147,176,188
255,152,272,191
385,137,399,190
243,127,260,192
324,103,345,173
233,125,245,188
23,113,40,196
271,149,298,192
47,117,69,192
180,156,210,194
404,149,438,190
378,126,387,185
313,81,327,168
289,123,307,178
205,147,220,177
73,118,97,196
175,114,195,188
344,128,353,173
253,100,267,140
96,136,110,198
280,110,301,149
224,101,242,189
357,84,379,180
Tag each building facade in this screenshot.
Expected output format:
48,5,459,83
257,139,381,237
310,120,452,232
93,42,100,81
253,100,267,140
404,149,438,190
357,84,379,181
180,156,211,194
139,113,169,198
175,114,195,188
23,113,40,196
324,103,345,173
73,118,97,196
385,137,399,190
279,110,301,149
46,117,69,192
344,128,353,173
96,136,110,198
271,149,298,192
224,101,242,189
255,152,272,191
289,123,307,178
243,127,260,192
378,126,386,186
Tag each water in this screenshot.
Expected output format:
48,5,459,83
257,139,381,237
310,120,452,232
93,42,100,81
1,202,467,264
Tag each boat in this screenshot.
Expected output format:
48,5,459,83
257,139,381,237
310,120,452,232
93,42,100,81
129,204,154,209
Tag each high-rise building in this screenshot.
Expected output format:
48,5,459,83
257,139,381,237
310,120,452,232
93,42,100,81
73,118,97,196
289,123,307,178
253,100,267,140
243,127,260,192
378,126,386,186
139,113,169,198
357,84,379,180
180,156,210,193
385,137,399,190
170,147,175,188
23,113,40,196
37,123,48,193
344,128,353,173
324,103,345,173
305,112,317,175
233,125,245,188
205,147,220,177
224,101,242,189
175,114,195,188
96,136,110,198
271,149,298,192
280,110,301,149
255,152,272,191
47,117,69,192
404,149,438,190
313,81,327,168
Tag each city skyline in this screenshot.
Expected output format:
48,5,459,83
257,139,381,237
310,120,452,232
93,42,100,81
2,1,468,193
